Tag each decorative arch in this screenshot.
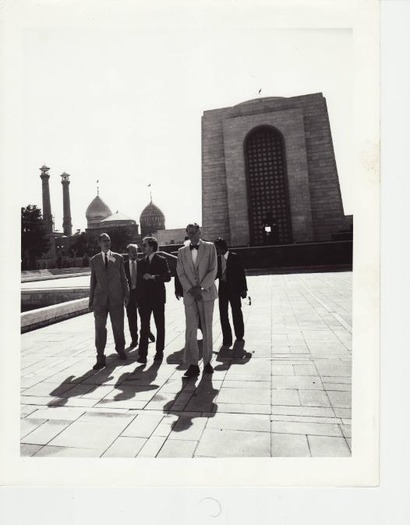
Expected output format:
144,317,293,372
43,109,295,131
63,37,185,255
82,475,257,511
244,125,293,245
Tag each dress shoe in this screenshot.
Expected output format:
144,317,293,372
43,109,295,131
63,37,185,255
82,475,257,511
184,365,200,378
130,340,138,348
149,333,156,343
117,350,127,360
137,356,147,364
153,352,163,362
93,357,106,370
203,363,214,374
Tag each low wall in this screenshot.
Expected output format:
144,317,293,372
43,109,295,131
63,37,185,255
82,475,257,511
21,267,91,283
157,251,178,276
169,240,352,272
234,240,353,271
21,287,89,311
21,298,89,333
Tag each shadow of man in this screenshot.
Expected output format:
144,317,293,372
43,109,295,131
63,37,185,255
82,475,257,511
162,375,218,434
213,339,252,372
113,361,161,402
47,362,119,407
165,347,186,370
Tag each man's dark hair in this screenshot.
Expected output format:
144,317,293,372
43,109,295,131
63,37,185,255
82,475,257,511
214,237,228,251
143,236,158,252
98,232,110,241
186,223,200,233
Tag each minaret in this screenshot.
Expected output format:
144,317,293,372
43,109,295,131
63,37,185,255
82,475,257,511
39,164,53,233
61,172,73,236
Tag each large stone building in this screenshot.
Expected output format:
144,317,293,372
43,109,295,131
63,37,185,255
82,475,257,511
202,93,350,246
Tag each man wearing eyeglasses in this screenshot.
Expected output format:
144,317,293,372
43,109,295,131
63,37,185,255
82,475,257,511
88,232,129,370
136,236,171,364
176,223,218,378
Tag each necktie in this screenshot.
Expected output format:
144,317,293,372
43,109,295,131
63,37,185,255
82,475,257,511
131,260,136,289
104,253,108,269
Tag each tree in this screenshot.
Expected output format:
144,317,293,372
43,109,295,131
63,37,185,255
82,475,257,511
108,227,133,253
68,232,88,257
21,205,51,270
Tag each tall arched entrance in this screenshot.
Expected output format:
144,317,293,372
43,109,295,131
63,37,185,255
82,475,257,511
244,125,293,246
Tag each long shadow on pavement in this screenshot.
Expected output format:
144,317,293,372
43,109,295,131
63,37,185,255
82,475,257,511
112,361,161,402
213,339,253,371
47,349,140,407
165,348,186,370
162,375,219,433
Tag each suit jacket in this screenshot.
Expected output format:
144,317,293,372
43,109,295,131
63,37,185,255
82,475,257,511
176,240,218,306
89,251,129,308
217,251,248,295
124,257,139,291
137,253,171,306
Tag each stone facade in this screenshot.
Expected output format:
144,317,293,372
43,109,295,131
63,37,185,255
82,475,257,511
202,93,348,246
154,228,187,245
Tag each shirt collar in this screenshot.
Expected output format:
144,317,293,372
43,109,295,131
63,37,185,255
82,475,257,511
148,252,155,262
101,250,112,258
224,250,229,260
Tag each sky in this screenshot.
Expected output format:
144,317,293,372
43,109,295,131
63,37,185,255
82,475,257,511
18,3,353,233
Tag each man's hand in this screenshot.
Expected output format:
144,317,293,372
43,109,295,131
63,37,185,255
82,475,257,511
241,291,247,299
143,273,155,280
189,285,202,301
125,296,130,307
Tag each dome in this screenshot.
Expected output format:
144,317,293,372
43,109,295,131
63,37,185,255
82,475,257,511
86,195,112,228
101,211,136,225
140,201,165,222
140,200,165,236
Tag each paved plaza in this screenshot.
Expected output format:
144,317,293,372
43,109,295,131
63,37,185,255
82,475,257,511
20,272,352,458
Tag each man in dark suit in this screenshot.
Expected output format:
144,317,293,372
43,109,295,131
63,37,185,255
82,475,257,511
214,237,248,347
124,243,155,348
137,236,171,364
89,232,129,370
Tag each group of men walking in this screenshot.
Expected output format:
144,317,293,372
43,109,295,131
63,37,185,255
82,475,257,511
88,223,248,378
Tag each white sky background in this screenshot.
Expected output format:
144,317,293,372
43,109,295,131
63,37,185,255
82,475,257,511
18,3,353,233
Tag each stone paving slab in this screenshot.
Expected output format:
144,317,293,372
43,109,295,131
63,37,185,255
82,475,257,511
102,436,147,458
195,428,271,457
308,435,351,456
271,434,311,457
20,272,352,457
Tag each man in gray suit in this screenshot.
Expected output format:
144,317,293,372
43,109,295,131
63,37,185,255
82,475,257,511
176,223,218,377
89,233,129,370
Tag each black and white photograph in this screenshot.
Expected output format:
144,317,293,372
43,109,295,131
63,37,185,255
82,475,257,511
1,0,380,489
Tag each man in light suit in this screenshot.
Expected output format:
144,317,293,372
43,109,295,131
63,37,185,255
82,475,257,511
89,233,129,370
176,223,218,377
